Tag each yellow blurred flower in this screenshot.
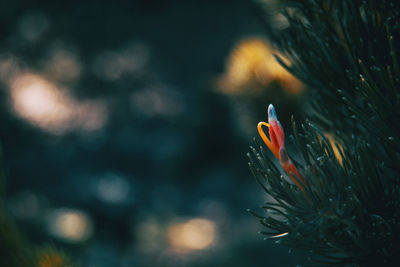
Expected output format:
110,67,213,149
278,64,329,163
218,38,303,95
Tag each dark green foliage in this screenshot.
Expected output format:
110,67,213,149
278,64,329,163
249,120,400,265
0,148,35,267
273,0,400,144
249,0,400,265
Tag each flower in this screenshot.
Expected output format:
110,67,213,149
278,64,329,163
257,104,305,189
217,38,303,95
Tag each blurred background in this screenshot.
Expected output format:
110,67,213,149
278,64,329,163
0,1,307,266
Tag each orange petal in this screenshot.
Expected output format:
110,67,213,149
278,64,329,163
257,121,280,159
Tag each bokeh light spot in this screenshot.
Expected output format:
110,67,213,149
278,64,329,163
130,88,183,118
9,72,108,134
96,173,130,204
167,218,217,252
18,10,49,42
43,47,82,82
92,43,149,81
10,73,75,133
46,209,93,243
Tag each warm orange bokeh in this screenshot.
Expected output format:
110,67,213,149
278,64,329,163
218,38,303,95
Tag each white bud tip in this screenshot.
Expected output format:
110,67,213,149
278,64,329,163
268,104,277,121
